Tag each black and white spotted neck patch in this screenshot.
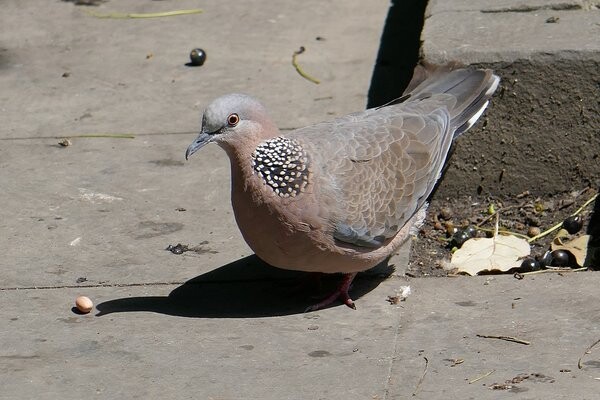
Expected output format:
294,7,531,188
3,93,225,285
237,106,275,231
251,136,310,197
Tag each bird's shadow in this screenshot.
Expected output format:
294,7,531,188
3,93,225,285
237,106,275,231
96,255,394,318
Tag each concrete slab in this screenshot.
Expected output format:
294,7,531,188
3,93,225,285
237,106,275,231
0,1,410,398
2,0,600,399
1,277,405,399
425,0,600,64
0,0,389,289
3,271,600,399
1,0,387,139
388,273,600,399
428,0,599,15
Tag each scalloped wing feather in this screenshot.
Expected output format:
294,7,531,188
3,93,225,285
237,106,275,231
287,100,452,247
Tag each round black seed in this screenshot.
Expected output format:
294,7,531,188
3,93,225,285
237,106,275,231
464,226,477,238
551,250,570,266
519,258,541,272
562,215,583,234
451,229,470,248
539,250,553,267
189,48,207,66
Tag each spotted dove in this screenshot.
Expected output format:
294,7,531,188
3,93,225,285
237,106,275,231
186,63,500,310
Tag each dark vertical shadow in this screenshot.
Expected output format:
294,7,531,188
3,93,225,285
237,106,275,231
586,192,600,269
367,0,429,109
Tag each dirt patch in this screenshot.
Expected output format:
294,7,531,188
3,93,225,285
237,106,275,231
408,188,598,277
414,57,600,276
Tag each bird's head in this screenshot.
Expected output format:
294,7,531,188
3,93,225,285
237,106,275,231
185,93,276,160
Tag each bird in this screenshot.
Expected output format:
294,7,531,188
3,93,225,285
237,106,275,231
186,62,499,311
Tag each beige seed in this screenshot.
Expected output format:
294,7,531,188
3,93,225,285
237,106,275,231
75,296,93,314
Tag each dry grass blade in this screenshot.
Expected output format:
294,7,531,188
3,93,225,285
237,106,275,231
86,9,203,19
528,193,598,243
412,356,428,396
578,338,600,369
476,334,530,345
522,267,587,276
476,227,531,240
476,202,531,227
292,47,320,84
468,369,495,384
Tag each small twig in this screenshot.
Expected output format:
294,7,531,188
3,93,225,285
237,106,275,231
578,338,600,369
482,212,531,240
528,193,598,243
477,202,530,227
468,369,495,384
522,267,587,276
527,221,565,243
86,9,203,19
476,334,530,345
494,212,499,237
412,356,429,396
573,192,598,215
450,358,464,367
477,227,531,240
292,47,320,84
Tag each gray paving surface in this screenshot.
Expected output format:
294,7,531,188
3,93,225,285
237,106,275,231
1,0,600,399
424,0,600,64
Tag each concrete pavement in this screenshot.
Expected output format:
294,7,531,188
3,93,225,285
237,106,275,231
1,0,599,399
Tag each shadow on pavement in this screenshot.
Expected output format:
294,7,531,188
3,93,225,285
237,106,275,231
96,255,394,318
367,0,428,108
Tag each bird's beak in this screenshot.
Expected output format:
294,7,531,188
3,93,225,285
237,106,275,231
185,131,213,160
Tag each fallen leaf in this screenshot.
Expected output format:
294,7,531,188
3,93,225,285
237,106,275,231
450,235,531,275
551,235,591,267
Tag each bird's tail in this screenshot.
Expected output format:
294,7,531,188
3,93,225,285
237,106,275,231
405,62,500,137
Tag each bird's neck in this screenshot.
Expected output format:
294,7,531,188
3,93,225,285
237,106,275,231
218,122,281,175
219,140,255,185
217,129,276,197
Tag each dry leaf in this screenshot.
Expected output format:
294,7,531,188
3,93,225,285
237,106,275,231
551,235,591,267
450,235,531,275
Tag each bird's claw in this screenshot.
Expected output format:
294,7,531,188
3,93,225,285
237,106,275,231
304,272,357,312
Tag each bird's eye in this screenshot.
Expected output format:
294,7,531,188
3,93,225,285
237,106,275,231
227,113,240,127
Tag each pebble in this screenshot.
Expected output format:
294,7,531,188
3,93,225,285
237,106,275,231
75,296,93,314
527,226,541,237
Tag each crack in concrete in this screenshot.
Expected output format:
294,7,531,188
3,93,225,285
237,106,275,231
0,131,198,141
481,3,586,13
0,129,302,141
0,281,186,291
382,297,405,399
481,1,600,13
0,277,311,291
433,1,598,14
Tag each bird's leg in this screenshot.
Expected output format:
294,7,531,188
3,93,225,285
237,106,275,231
305,272,358,312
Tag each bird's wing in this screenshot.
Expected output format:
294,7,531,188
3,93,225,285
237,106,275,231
288,100,453,248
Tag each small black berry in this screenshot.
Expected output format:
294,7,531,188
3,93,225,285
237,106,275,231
519,258,541,272
539,250,553,267
464,226,477,238
451,229,470,248
189,48,207,66
562,215,583,234
551,250,570,266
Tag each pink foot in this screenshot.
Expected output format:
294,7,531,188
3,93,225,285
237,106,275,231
305,273,358,312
